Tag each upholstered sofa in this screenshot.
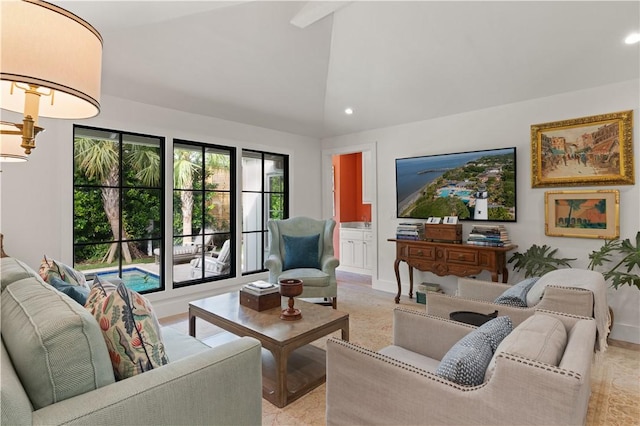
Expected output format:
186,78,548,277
1,256,262,426
327,308,597,425
426,269,609,350
427,277,594,326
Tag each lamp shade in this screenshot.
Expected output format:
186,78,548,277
0,122,28,162
0,0,102,119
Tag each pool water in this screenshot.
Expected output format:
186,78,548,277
97,268,160,293
439,189,473,197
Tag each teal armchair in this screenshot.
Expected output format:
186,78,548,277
265,217,339,308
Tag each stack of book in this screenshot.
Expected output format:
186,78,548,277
241,280,280,296
396,223,425,240
466,225,511,247
418,282,443,293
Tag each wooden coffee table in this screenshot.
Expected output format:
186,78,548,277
189,292,349,408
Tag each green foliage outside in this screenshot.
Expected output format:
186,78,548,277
269,174,285,220
74,137,162,265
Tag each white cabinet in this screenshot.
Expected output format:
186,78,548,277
361,150,373,204
339,228,373,275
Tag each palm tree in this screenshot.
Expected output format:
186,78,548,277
563,199,586,228
174,149,200,243
75,138,159,264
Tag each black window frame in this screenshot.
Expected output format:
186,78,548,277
72,124,165,294
241,149,289,276
172,139,237,287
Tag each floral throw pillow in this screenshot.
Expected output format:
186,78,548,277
85,276,118,315
39,256,88,289
87,280,169,380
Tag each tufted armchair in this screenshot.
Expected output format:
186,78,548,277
265,217,339,308
326,309,596,425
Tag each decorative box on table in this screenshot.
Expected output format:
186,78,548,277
424,224,462,243
239,290,281,311
239,281,282,311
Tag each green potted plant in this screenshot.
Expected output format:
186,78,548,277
507,244,576,278
588,231,640,290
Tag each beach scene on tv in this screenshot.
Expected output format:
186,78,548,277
396,148,516,222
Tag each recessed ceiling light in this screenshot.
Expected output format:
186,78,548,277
625,32,640,44
344,107,353,115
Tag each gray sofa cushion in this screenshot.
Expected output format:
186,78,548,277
485,313,567,381
278,268,329,287
162,326,211,361
378,345,441,372
1,277,115,409
1,257,39,292
1,339,33,425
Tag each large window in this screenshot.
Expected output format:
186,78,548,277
173,140,235,285
73,126,164,293
241,150,288,275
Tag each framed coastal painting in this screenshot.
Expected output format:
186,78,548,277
531,110,634,187
545,190,619,239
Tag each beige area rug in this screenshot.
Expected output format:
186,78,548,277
160,273,640,426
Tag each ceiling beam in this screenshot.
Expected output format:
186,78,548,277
290,1,352,29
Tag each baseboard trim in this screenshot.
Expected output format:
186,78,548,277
608,323,640,345
608,338,640,351
337,265,372,275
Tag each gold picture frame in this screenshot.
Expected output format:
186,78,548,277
545,190,619,239
531,110,634,187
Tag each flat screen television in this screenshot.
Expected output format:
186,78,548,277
396,147,517,222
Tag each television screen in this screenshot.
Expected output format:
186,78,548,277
396,147,516,222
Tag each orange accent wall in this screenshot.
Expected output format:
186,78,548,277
332,152,372,258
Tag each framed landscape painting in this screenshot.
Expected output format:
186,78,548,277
531,110,634,187
545,190,619,239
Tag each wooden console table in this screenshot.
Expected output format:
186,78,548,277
388,239,517,303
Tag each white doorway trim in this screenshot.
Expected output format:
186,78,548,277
321,142,378,280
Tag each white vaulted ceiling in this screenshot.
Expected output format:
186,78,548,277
54,1,639,138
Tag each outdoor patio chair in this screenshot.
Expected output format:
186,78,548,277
190,239,231,278
154,229,215,264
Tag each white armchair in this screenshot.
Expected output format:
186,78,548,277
190,239,231,278
264,217,339,308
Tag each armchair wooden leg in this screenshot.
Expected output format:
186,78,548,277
332,297,337,309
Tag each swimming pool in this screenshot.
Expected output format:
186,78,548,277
96,267,160,293
439,189,472,197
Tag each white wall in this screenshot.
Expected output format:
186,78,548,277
322,79,640,343
0,94,322,317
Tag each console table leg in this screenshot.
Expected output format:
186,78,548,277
394,259,402,303
501,267,509,283
188,312,196,337
408,265,414,299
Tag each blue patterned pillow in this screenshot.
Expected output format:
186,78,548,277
436,316,512,386
282,234,320,270
494,277,540,307
476,316,513,351
49,276,90,305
